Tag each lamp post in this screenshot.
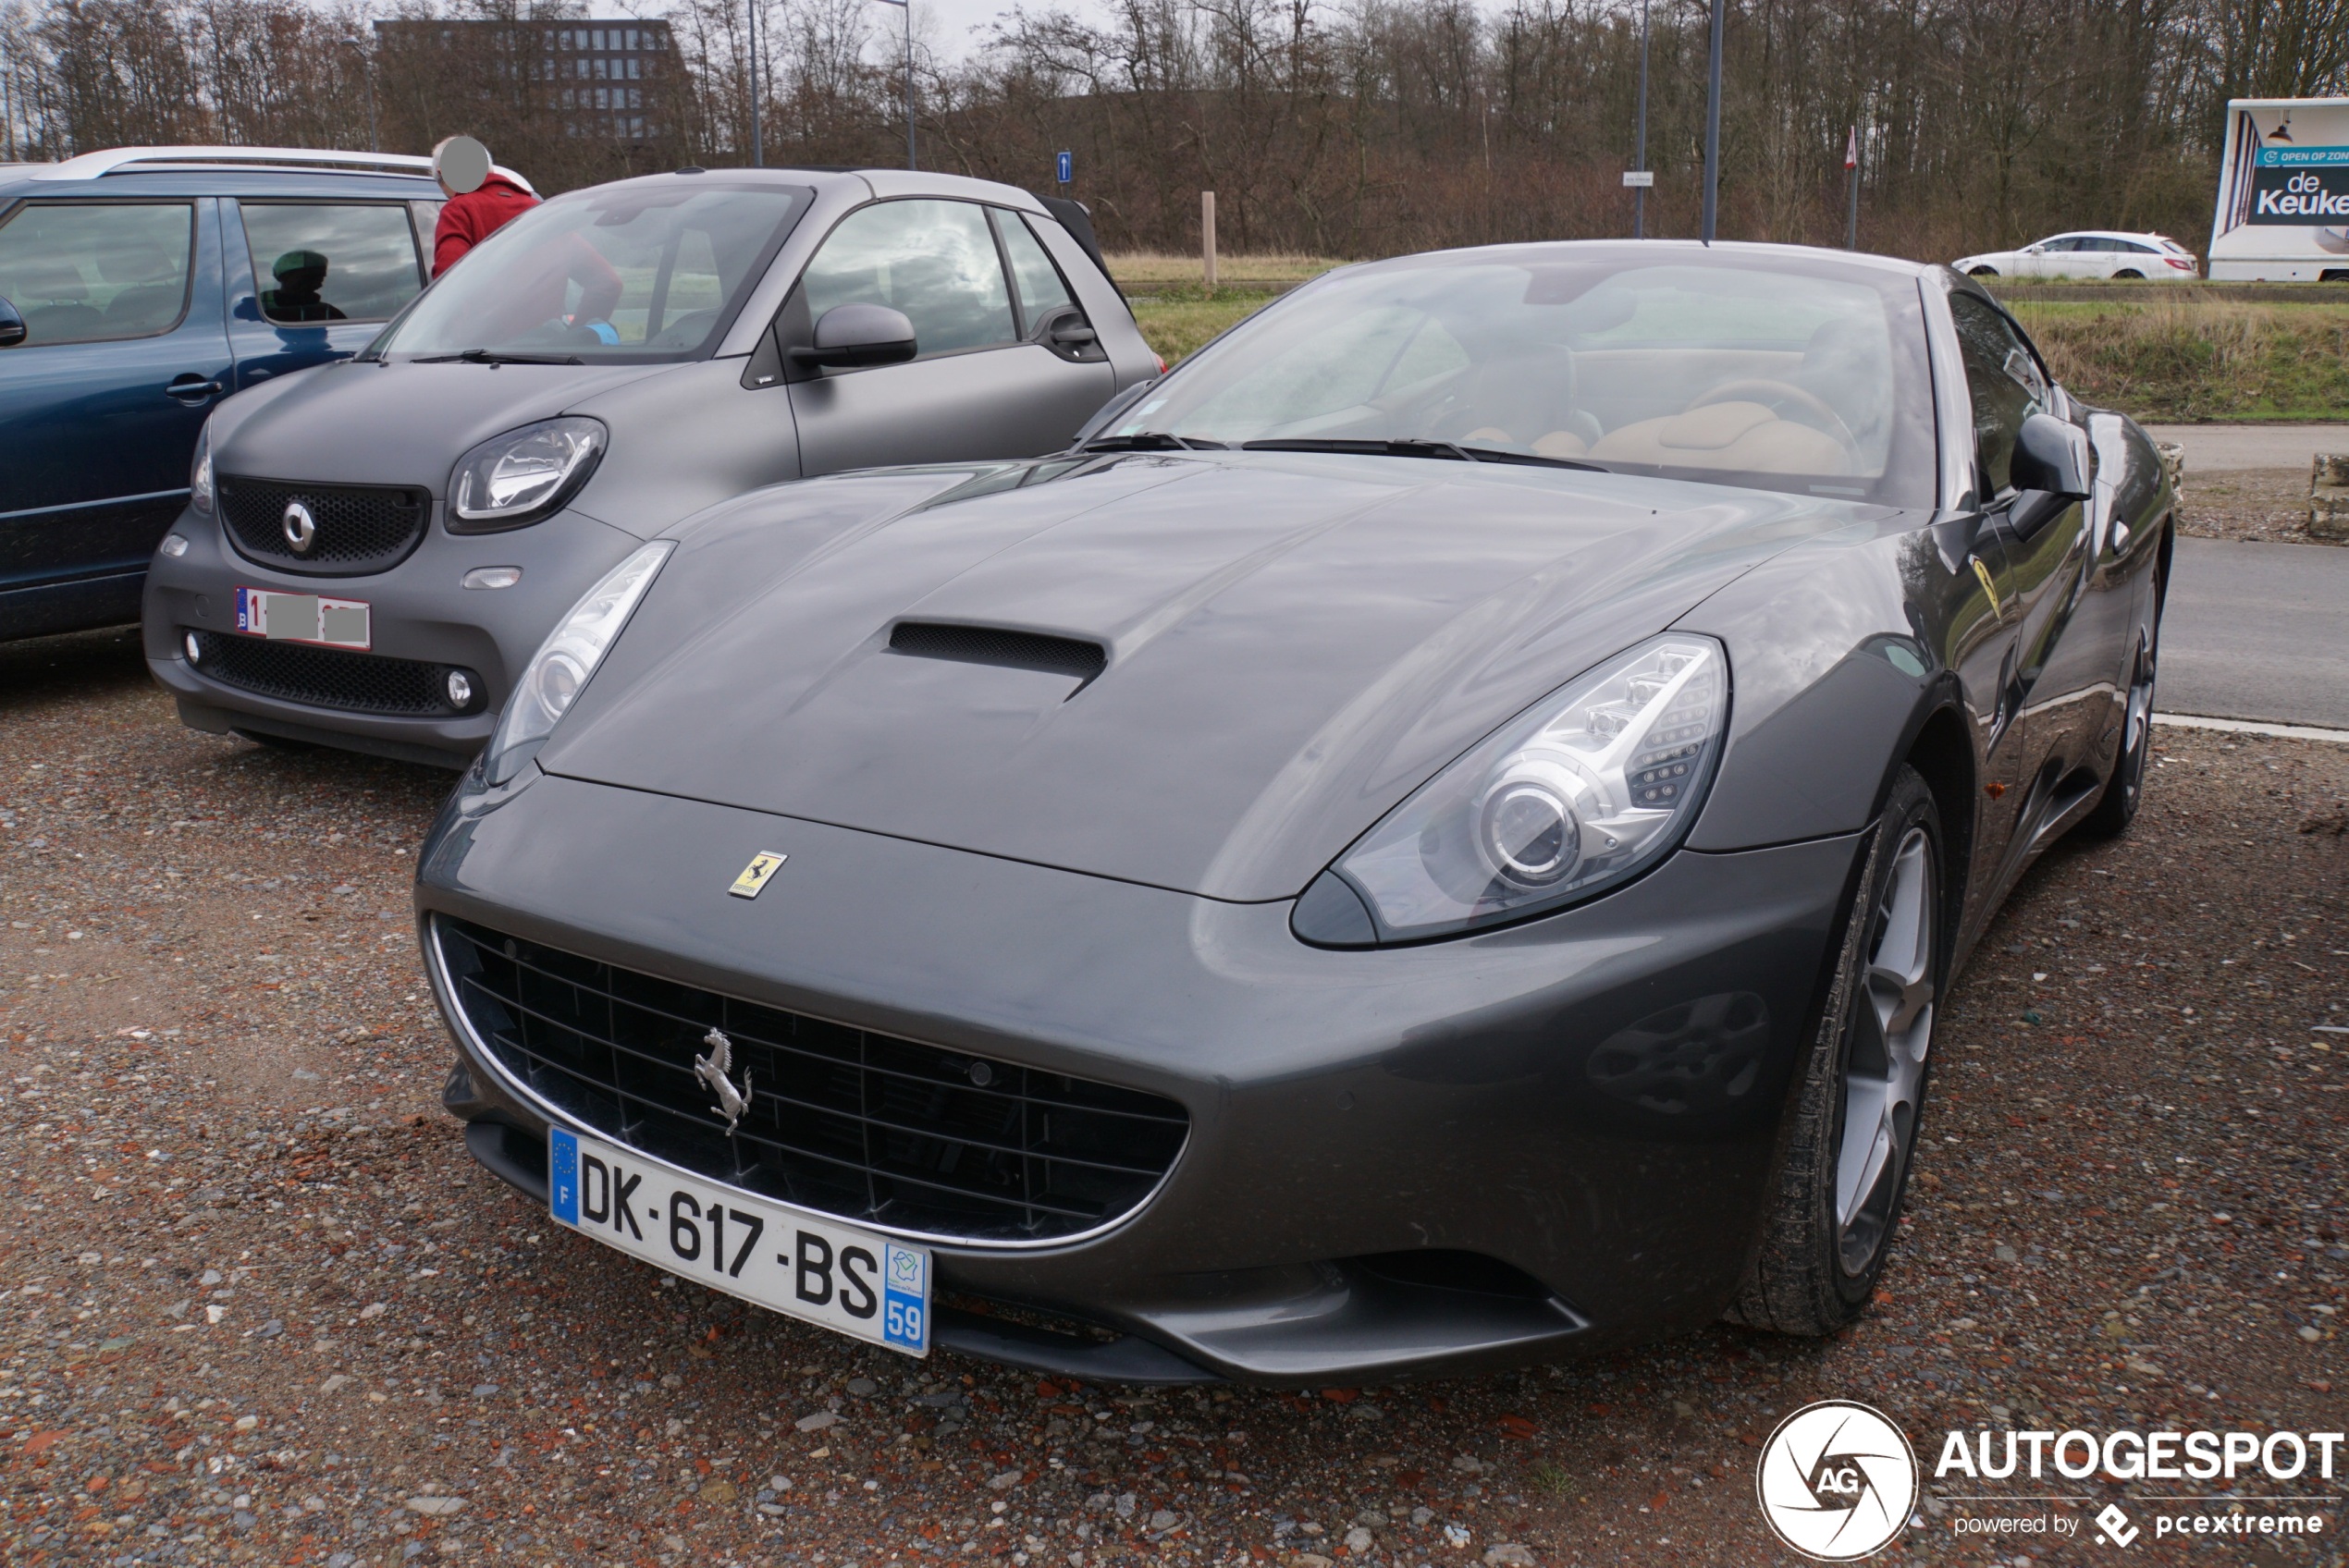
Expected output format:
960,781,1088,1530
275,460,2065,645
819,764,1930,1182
874,0,914,169
1632,0,1649,238
338,37,378,153
747,0,762,166
1700,0,1724,243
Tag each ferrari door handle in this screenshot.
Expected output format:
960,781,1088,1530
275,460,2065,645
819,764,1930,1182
166,374,224,404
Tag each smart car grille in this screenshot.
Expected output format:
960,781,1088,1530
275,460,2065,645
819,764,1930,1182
188,630,464,717
218,476,429,577
434,917,1190,1244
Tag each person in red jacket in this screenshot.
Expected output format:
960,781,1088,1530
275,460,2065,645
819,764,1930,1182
430,136,539,277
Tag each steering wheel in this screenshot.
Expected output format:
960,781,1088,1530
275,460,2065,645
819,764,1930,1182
1685,379,1863,464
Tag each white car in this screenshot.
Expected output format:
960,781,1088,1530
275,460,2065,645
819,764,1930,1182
1952,230,2200,281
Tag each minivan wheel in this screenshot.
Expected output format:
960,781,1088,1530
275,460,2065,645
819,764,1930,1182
1729,766,1941,1335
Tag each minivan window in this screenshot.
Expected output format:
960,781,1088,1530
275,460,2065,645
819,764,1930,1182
0,202,193,346
378,184,808,361
800,200,1015,355
240,202,424,325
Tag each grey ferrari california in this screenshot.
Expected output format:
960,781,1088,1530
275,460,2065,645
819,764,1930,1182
417,240,2171,1384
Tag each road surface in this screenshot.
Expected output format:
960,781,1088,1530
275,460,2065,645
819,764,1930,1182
2161,535,2349,729
2142,423,2345,472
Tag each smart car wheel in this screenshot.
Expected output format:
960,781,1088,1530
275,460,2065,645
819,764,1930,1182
2080,620,2158,839
1730,766,1941,1335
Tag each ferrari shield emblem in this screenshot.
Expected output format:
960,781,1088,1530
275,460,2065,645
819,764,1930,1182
728,851,787,900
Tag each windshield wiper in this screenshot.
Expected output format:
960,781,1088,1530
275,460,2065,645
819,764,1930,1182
1241,437,1604,472
1078,431,1224,452
1452,445,1606,472
410,348,586,366
1242,437,1474,461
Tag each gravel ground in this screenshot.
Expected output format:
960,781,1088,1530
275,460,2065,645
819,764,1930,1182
3,626,2343,1568
2180,469,2339,546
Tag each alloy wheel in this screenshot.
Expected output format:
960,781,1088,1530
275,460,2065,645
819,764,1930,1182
1834,827,1937,1276
2116,632,2158,811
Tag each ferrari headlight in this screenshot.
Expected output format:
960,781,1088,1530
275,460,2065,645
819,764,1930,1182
481,541,672,785
189,423,215,517
1310,635,1728,944
448,416,606,532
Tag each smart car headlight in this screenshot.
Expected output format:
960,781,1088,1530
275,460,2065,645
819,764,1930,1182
449,416,606,532
1313,635,1729,943
481,540,671,785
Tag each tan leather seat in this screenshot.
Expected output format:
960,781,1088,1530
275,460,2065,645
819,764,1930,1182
1588,400,1851,475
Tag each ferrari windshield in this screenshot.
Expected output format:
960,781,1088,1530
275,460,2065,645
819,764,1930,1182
1116,247,1936,505
378,183,808,362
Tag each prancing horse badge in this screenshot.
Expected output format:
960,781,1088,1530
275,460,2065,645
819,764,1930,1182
728,851,787,899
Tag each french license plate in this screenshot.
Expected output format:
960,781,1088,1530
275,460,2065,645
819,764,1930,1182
548,1127,930,1355
235,586,371,650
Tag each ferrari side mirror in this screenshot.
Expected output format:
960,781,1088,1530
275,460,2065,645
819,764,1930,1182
0,296,25,349
2011,411,2091,500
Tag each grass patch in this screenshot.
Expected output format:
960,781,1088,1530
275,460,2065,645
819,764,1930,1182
2009,299,2349,422
1108,251,1341,288
1128,287,1283,364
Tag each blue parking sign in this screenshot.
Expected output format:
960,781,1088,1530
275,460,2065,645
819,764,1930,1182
1055,151,1073,185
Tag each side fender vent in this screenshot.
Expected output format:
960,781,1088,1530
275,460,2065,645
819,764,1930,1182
889,621,1108,690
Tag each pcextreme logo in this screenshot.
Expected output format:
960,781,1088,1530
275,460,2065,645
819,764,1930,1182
1754,1401,1921,1561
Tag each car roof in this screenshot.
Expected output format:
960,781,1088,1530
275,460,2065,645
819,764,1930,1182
542,165,1051,214
1,146,449,202
1341,237,1941,281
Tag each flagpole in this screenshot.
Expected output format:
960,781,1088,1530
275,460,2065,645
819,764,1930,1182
1845,127,1862,249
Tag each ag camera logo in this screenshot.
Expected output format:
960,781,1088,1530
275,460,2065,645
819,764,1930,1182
1755,1400,1920,1561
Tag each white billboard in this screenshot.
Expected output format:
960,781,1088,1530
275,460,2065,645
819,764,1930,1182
2209,97,2349,280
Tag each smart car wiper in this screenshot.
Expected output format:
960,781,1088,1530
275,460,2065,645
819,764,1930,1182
411,349,587,366
1078,431,1225,452
1242,437,1604,472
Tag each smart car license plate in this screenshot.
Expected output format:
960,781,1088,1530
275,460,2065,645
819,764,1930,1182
235,586,371,650
547,1127,930,1355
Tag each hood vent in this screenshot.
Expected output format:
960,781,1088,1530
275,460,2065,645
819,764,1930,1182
889,621,1107,691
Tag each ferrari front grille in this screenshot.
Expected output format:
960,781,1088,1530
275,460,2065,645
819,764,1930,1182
433,917,1189,1244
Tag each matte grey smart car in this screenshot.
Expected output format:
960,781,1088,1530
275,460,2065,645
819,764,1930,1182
142,167,1155,768
417,241,2172,1383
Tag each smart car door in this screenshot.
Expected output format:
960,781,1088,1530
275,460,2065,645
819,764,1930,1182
228,200,430,389
0,196,230,633
782,199,1113,475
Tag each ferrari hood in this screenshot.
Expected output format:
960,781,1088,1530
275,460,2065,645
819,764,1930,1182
540,452,1884,902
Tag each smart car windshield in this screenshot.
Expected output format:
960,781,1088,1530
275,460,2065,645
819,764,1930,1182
377,183,808,362
1113,247,1936,505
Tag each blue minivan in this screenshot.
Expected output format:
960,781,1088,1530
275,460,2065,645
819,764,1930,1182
0,147,473,642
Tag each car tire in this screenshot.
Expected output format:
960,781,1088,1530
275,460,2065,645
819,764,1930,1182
1967,266,1998,276
1728,766,1942,1337
2115,268,2145,279
2079,617,2158,839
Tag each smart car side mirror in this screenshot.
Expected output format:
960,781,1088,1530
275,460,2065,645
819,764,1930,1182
0,296,25,349
2011,411,2091,499
792,304,917,370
